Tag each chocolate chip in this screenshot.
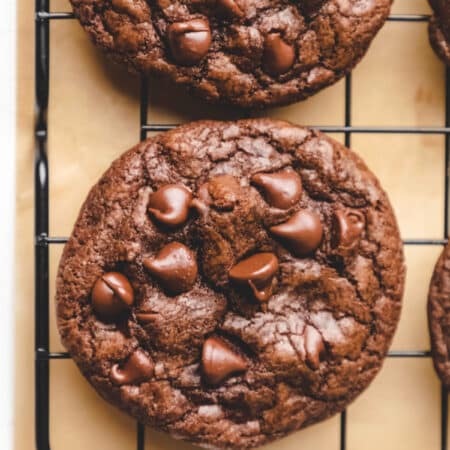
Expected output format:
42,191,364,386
252,170,302,209
110,349,154,385
143,242,198,295
270,210,323,257
215,0,244,18
91,272,134,320
333,209,365,250
148,184,192,228
168,19,211,66
229,253,279,302
202,336,248,385
304,325,325,370
263,33,295,76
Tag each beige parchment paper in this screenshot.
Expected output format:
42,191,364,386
16,0,449,449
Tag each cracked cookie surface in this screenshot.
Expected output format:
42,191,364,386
428,241,450,388
56,119,405,449
69,0,392,107
429,0,450,65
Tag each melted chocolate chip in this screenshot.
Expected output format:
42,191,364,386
202,336,248,385
229,253,279,302
143,242,198,295
168,19,211,66
148,184,192,228
304,325,325,370
263,33,295,76
252,170,302,209
333,209,365,250
110,349,154,385
270,210,323,257
91,272,134,320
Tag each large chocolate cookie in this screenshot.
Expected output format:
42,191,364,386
70,0,392,108
429,0,450,65
56,119,405,449
428,242,450,388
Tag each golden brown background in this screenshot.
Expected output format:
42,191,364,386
16,0,448,449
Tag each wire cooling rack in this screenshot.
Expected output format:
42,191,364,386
34,1,450,449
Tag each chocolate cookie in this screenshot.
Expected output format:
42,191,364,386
56,119,405,449
428,241,450,387
70,0,392,108
429,0,450,65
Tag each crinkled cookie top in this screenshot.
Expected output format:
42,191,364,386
70,0,392,107
56,119,404,449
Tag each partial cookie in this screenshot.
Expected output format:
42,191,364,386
56,119,405,449
70,0,392,108
428,241,450,387
429,0,450,65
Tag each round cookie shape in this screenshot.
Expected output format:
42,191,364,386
69,0,392,108
428,241,450,387
429,0,450,65
56,119,405,449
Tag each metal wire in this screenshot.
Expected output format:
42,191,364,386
34,5,450,450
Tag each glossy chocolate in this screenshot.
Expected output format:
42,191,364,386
168,19,212,66
263,33,295,76
202,336,248,385
111,349,154,385
148,184,192,227
143,242,198,295
270,210,323,257
91,272,134,320
229,253,279,301
252,170,302,209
